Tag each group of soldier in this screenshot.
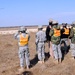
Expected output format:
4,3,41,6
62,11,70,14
14,19,75,73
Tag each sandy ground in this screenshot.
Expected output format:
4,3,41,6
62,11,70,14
0,32,75,75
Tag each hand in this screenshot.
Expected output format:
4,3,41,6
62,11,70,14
50,26,52,28
60,26,63,29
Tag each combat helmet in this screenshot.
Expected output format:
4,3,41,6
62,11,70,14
19,26,27,32
38,25,43,30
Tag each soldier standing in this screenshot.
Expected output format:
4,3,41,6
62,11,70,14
14,26,30,73
35,26,46,64
69,22,75,59
46,19,54,58
49,21,62,64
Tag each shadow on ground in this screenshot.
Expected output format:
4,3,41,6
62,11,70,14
30,54,38,68
30,52,50,68
23,71,33,75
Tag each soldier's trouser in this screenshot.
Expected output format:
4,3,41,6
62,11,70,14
48,41,54,58
52,44,62,60
37,42,45,61
70,43,75,57
19,46,30,67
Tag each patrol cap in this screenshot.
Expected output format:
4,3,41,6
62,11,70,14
52,20,58,25
19,26,27,31
38,25,43,29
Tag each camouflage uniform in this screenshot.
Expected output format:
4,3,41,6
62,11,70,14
50,21,62,63
35,26,46,63
69,22,75,58
14,26,30,69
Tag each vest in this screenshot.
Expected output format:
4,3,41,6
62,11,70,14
19,34,28,46
53,28,61,37
63,28,69,35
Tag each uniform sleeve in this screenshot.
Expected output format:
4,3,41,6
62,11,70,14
14,31,19,39
35,33,39,44
44,32,46,42
46,26,50,36
49,29,54,36
69,28,74,38
28,34,30,41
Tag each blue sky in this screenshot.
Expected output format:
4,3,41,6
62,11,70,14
0,0,75,27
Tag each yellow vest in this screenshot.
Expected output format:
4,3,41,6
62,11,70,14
19,34,28,46
63,28,69,35
53,28,60,37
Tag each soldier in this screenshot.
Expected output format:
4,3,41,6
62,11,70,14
61,23,70,54
69,22,75,59
35,25,46,64
46,19,54,58
14,26,30,73
60,24,65,59
49,20,62,64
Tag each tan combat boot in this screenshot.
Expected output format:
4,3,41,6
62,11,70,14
42,59,45,64
59,58,62,64
27,65,29,70
38,60,42,64
71,57,75,60
54,59,58,64
18,67,25,74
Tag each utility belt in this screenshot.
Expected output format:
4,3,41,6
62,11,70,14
19,44,28,47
